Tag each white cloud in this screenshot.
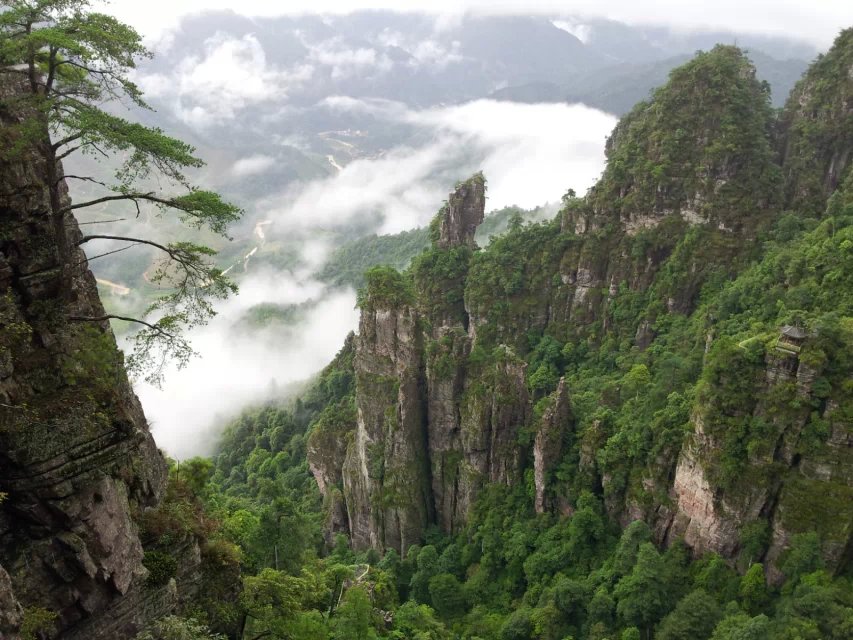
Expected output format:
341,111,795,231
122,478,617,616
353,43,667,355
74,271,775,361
409,39,463,68
261,98,616,235
131,97,616,458
552,20,592,43
141,33,314,127
306,37,393,79
375,29,463,68
407,100,615,210
231,154,276,177
101,1,852,50
136,273,359,459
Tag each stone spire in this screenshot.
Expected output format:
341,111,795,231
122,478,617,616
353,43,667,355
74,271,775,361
437,172,486,248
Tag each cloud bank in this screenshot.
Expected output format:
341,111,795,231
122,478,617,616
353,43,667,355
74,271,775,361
262,99,616,235
134,98,616,458
102,0,851,49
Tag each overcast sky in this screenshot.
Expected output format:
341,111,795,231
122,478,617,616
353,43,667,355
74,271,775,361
101,0,853,49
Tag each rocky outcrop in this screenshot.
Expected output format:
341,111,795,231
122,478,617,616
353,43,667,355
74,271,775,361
0,564,23,637
666,343,853,582
316,43,853,580
437,173,486,249
534,379,572,513
0,71,167,637
343,303,432,552
779,28,853,213
338,175,554,551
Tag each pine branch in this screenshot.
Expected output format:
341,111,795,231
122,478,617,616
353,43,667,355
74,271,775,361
67,314,175,339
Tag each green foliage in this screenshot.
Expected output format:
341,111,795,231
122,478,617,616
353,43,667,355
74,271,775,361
656,590,722,640
590,45,780,226
780,28,853,213
182,37,853,640
357,265,415,310
143,550,179,587
21,607,57,640
738,564,769,615
319,228,431,289
780,533,824,587
332,587,379,640
428,573,466,619
709,613,770,640
614,543,671,633
0,0,242,384
133,616,226,640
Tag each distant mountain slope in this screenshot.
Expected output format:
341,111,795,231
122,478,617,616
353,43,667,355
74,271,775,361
492,50,809,114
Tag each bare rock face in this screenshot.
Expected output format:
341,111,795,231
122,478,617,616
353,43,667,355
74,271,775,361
665,347,853,582
0,564,23,637
437,173,486,249
343,305,433,552
534,379,572,514
0,72,167,637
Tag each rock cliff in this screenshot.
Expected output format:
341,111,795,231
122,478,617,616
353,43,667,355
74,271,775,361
779,27,853,213
0,71,168,638
309,42,853,582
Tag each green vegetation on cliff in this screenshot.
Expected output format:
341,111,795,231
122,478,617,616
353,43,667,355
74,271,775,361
79,32,853,640
180,38,853,640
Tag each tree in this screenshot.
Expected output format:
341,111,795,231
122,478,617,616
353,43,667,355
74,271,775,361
738,564,769,615
392,601,450,640
500,608,533,640
133,616,226,640
781,533,824,588
611,520,652,579
656,589,722,640
331,586,377,640
410,545,440,605
428,573,466,619
614,543,670,637
709,613,770,640
0,0,242,383
240,568,327,640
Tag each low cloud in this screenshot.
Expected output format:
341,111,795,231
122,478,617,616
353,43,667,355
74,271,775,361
263,99,616,234
552,20,592,43
131,98,616,458
136,272,359,459
375,29,464,68
138,33,314,127
106,1,849,50
231,154,277,177
306,37,393,79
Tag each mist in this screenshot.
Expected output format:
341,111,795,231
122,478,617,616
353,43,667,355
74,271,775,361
132,99,617,458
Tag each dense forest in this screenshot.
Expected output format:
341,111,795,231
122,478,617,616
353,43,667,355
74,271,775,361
135,32,853,640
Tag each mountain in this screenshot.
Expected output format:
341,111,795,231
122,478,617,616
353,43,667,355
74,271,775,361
121,11,815,198
492,50,809,114
205,33,853,640
1,14,851,640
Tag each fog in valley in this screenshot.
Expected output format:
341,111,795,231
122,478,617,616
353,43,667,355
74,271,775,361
72,3,847,457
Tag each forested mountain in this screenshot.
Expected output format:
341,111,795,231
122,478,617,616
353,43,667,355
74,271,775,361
1,7,852,640
186,31,853,640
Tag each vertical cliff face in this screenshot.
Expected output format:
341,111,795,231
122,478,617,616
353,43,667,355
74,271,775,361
533,378,573,514
666,337,853,583
343,299,433,552
338,174,540,550
0,73,167,637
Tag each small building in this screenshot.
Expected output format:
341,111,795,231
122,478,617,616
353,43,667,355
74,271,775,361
776,325,807,355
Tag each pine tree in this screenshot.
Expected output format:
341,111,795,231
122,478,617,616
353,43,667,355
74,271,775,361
0,0,242,383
